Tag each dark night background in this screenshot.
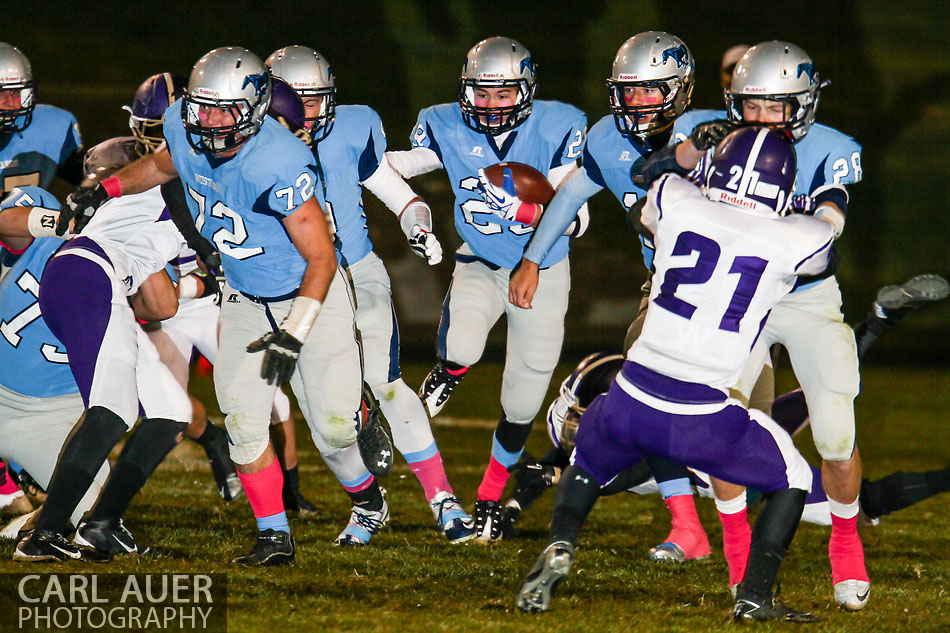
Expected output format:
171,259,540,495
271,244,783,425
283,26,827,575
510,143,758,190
15,0,949,363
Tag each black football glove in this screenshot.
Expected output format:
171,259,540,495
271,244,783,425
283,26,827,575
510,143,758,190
507,456,560,490
57,184,109,236
689,119,736,151
247,330,303,386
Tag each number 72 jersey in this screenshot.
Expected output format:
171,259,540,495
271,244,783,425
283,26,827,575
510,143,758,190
162,99,323,298
629,174,835,390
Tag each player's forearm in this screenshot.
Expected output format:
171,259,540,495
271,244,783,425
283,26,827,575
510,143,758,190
675,140,705,170
112,149,178,195
132,270,179,321
524,167,601,265
361,158,426,226
296,249,337,304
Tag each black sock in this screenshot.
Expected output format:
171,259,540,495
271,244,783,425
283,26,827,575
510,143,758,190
347,480,383,512
90,418,187,520
854,311,890,360
548,465,601,546
284,465,300,493
861,468,950,519
600,460,653,496
737,488,806,605
193,420,225,448
495,416,533,454
36,407,128,532
646,456,691,484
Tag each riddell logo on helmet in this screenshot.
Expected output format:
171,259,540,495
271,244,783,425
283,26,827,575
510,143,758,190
742,86,768,94
193,88,220,98
616,74,639,81
1,75,22,82
477,72,504,79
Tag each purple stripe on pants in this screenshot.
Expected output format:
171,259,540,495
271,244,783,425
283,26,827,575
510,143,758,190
38,238,115,408
574,378,799,495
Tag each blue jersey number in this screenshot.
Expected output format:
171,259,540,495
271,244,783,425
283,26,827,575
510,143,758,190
655,231,768,331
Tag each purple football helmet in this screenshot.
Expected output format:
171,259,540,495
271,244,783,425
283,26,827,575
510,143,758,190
123,72,187,155
546,352,624,452
268,76,311,144
702,126,796,216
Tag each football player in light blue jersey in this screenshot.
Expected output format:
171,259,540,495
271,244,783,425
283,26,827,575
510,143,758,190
267,46,475,544
387,36,588,541
0,44,83,198
651,41,871,611
59,47,378,565
503,32,716,564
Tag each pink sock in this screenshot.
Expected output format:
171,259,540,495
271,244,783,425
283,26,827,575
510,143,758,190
476,455,510,501
0,462,20,495
719,508,751,588
664,495,710,559
829,513,869,584
341,474,375,494
237,459,285,519
410,453,452,500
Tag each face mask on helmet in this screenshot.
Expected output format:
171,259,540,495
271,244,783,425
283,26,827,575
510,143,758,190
702,126,797,216
458,37,537,136
0,43,36,134
545,353,624,452
268,76,312,145
265,46,336,143
725,41,827,142
606,32,694,140
122,72,187,156
181,47,272,155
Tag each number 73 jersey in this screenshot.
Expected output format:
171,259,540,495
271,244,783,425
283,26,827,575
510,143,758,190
629,174,835,390
163,99,323,298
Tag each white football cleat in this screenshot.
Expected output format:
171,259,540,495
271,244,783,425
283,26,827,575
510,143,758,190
834,579,871,611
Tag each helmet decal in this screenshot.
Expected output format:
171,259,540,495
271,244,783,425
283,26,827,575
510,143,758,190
662,45,690,69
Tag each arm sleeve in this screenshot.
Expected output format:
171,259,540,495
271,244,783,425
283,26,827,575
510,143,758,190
361,156,421,217
384,147,443,178
523,166,602,264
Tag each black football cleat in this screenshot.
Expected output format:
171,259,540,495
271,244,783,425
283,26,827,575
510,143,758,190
733,595,818,623
14,528,112,563
231,529,295,566
357,385,393,477
418,360,468,417
473,499,503,543
75,517,150,555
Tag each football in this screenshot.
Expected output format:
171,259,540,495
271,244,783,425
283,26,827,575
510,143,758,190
483,162,555,206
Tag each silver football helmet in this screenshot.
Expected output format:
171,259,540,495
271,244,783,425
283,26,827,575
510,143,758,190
726,41,827,141
265,45,336,142
0,43,35,133
181,47,272,154
607,32,694,140
82,137,139,185
458,36,537,135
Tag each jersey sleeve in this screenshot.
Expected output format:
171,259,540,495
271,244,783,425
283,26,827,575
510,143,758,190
253,151,320,218
818,137,863,190
356,108,387,182
58,114,83,166
643,173,694,234
785,215,836,276
409,108,443,164
550,111,586,170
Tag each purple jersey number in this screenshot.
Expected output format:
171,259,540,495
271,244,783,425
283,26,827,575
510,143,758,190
655,231,768,332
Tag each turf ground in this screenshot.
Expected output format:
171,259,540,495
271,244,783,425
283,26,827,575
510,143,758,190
1,363,948,632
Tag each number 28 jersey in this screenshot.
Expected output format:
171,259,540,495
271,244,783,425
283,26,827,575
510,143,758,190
629,175,835,390
163,100,323,298
410,101,586,269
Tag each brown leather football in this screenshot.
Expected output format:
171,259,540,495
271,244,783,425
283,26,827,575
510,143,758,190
483,162,555,205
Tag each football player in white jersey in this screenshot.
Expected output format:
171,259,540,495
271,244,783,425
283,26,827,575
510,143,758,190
517,127,834,621
386,37,588,540
647,41,873,611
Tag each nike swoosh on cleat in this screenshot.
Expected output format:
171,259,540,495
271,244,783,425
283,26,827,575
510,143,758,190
856,588,870,601
49,542,82,559
113,534,135,553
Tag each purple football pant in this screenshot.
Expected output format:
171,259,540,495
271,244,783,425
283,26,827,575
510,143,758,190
573,361,812,495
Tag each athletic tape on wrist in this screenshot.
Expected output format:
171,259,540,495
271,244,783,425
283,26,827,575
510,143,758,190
100,176,123,199
814,204,845,238
400,201,433,237
27,206,62,238
178,275,200,299
281,295,322,342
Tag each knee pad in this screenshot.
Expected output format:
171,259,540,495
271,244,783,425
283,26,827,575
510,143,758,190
317,413,359,449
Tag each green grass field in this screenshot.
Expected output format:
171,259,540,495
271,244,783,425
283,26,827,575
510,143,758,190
1,363,948,632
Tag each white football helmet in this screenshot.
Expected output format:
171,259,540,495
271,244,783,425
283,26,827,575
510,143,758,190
726,41,827,141
181,47,272,154
265,45,336,142
607,32,694,139
458,37,536,135
0,43,35,133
